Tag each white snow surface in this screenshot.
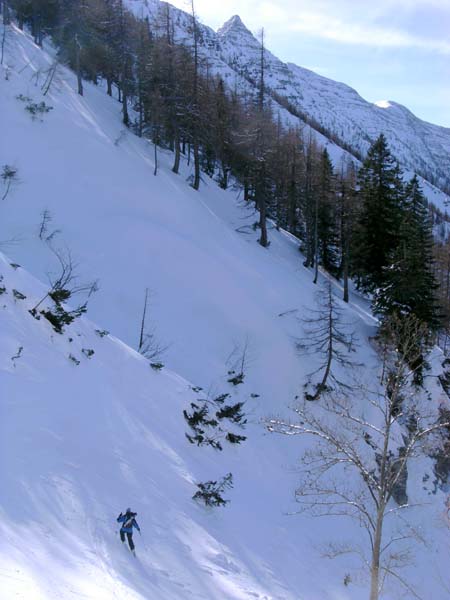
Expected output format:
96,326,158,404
1,24,450,600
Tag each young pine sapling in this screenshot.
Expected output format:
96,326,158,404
184,391,247,451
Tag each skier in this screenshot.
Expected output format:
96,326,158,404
117,508,140,554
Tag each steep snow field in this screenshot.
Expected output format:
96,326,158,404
0,253,302,600
1,24,450,600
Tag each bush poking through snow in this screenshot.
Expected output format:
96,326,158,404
40,303,87,334
49,288,71,304
12,289,26,300
226,337,251,386
38,209,60,242
184,392,247,451
193,473,233,507
15,94,31,103
68,354,80,366
95,329,109,338
1,165,18,202
16,95,53,121
82,348,95,359
29,246,97,333
11,346,23,366
138,288,169,362
227,371,244,386
150,362,164,370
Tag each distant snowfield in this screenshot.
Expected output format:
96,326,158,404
375,101,392,110
1,24,450,600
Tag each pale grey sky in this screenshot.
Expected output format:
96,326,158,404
171,0,450,127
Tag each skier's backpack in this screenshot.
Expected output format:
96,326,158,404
124,512,136,529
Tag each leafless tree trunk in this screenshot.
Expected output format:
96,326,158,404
256,28,269,248
75,34,83,96
42,61,59,96
287,146,298,234
172,130,181,174
269,314,446,600
154,138,158,176
226,336,252,385
1,165,18,202
137,288,169,361
339,160,356,303
190,0,200,191
138,288,149,352
257,165,268,248
0,0,9,66
313,189,319,283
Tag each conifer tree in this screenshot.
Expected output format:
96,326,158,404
374,175,439,330
254,27,269,247
302,134,319,269
285,130,303,236
116,0,133,126
353,134,403,292
189,0,201,190
315,148,339,282
337,159,358,302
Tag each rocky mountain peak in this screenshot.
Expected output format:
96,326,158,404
217,15,253,39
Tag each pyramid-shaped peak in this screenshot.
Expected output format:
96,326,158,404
217,14,253,38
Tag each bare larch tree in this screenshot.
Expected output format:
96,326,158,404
269,314,450,600
297,280,357,400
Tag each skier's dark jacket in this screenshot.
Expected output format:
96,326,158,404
117,511,140,534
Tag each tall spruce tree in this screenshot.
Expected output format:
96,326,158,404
315,148,339,281
353,134,403,292
338,159,358,303
374,175,439,330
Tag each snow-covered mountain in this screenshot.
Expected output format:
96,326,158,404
216,15,450,191
1,19,450,600
126,1,450,209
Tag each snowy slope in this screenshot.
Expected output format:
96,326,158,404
126,1,450,209
1,23,450,600
0,253,300,600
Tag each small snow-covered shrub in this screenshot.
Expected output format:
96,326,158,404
193,473,233,507
12,289,26,300
227,370,244,386
95,329,109,338
150,361,163,370
16,95,53,121
41,302,87,334
68,354,80,366
1,164,18,201
184,391,247,451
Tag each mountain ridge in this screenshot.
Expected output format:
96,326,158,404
126,0,450,204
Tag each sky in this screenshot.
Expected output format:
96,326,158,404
170,0,450,128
